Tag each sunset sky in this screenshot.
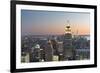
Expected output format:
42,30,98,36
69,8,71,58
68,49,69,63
21,10,90,35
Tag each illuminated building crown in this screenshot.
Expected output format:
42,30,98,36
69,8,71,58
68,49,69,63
65,20,71,33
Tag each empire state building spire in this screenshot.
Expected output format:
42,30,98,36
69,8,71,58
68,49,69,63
65,20,71,34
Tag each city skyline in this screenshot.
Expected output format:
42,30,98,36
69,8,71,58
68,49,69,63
21,10,90,35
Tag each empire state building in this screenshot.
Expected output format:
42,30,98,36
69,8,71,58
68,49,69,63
63,21,74,60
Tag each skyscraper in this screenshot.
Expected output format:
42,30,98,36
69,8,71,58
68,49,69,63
63,21,74,60
44,40,53,61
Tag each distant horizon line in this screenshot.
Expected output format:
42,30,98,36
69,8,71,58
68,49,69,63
22,34,90,36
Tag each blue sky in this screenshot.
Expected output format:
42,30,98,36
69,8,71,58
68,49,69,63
21,10,90,35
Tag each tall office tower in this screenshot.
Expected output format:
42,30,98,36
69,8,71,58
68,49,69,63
57,42,63,61
21,36,30,63
63,21,74,60
30,44,41,62
44,40,53,61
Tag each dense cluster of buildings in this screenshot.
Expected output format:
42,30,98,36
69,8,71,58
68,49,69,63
21,23,90,63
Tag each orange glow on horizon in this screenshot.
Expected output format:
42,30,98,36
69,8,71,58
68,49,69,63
30,23,90,35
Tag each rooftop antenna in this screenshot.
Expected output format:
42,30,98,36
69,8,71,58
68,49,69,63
67,20,69,24
65,20,71,33
67,20,70,26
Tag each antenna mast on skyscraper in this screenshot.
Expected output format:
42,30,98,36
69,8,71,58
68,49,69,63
65,20,71,33
67,20,70,26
